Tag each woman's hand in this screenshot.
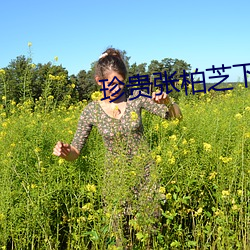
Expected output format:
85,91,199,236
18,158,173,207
152,91,183,120
53,141,71,158
152,91,171,105
53,141,80,161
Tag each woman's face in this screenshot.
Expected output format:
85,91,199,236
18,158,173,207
96,71,125,102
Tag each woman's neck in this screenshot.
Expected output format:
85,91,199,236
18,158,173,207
103,94,127,105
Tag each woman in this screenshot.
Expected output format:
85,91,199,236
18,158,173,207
53,48,181,159
53,48,182,246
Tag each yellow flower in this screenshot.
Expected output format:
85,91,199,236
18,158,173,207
54,56,58,62
64,117,71,122
171,119,179,126
130,171,136,176
244,132,250,138
0,69,6,75
86,184,96,193
48,74,55,80
28,42,32,47
88,215,94,221
7,152,12,157
214,209,223,216
58,158,64,165
189,138,195,144
0,132,6,138
81,203,93,212
169,134,177,141
161,120,168,129
154,123,159,131
155,155,162,164
77,216,86,223
235,113,242,120
130,111,138,121
225,91,232,97
11,100,16,106
222,190,230,197
31,184,37,189
195,207,203,216
237,190,243,196
182,139,187,145
0,213,5,221
71,83,76,89
219,156,232,164
168,156,175,165
2,122,7,128
31,63,36,69
203,142,212,152
34,147,41,153
48,95,54,100
165,193,172,199
159,186,166,194
245,106,250,111
208,171,217,180
105,212,111,218
2,96,6,100
232,204,239,211
91,91,103,101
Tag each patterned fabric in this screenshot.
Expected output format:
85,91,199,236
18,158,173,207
71,89,169,155
72,89,171,240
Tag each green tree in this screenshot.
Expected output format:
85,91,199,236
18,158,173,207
32,62,69,103
68,74,79,102
129,62,147,77
4,55,33,102
148,60,164,76
76,63,98,101
147,58,192,98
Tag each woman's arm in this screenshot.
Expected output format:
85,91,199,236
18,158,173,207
151,92,182,119
167,103,182,120
138,90,183,120
53,102,94,161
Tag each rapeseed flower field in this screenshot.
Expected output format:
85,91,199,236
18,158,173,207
0,83,249,249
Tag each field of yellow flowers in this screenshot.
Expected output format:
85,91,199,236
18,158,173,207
0,83,249,249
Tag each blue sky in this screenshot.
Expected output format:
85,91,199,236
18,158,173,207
1,0,250,83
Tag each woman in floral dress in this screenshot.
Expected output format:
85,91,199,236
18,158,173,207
53,48,182,246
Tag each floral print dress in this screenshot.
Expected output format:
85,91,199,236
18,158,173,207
71,89,171,232
71,89,170,156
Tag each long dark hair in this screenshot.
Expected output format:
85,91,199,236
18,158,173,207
95,48,127,80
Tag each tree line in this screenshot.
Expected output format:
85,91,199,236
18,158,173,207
0,51,191,106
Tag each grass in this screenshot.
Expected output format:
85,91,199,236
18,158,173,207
0,83,249,249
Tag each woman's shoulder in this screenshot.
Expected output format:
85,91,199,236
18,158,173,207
80,100,100,115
